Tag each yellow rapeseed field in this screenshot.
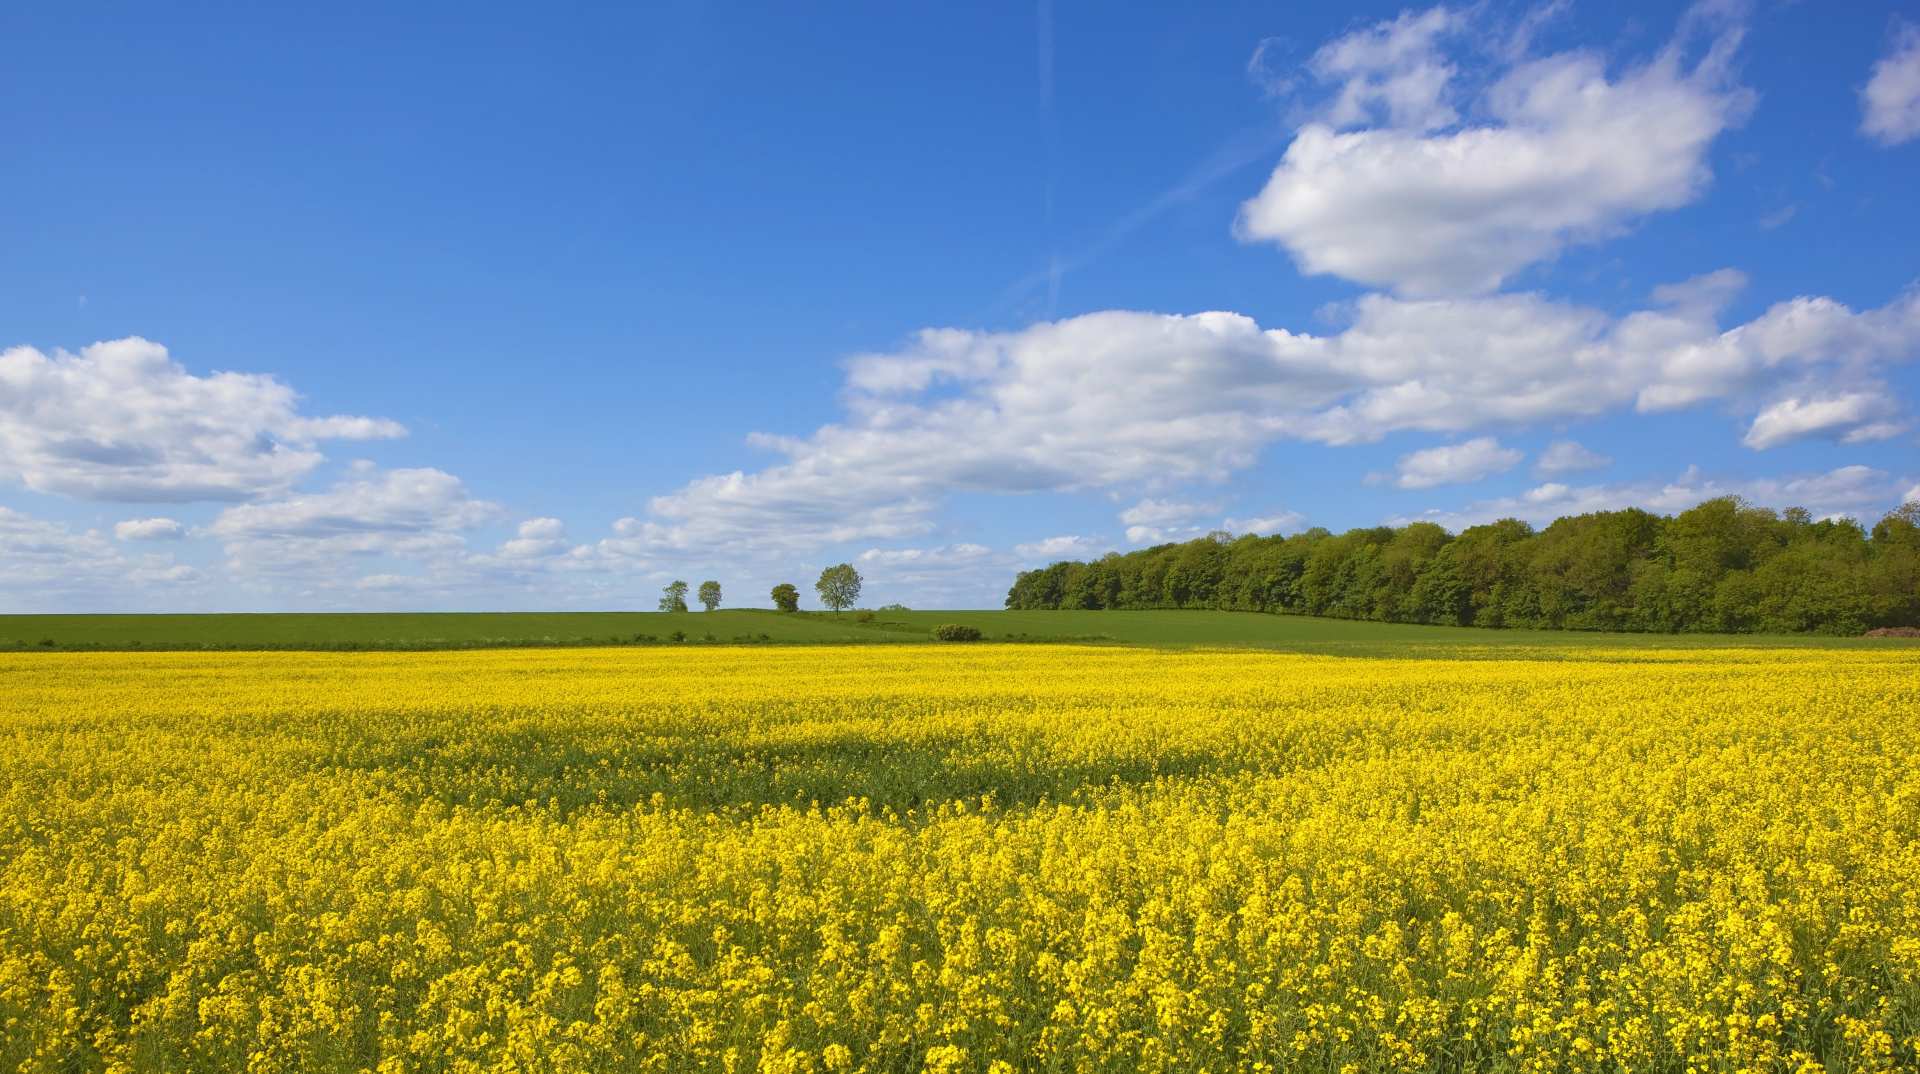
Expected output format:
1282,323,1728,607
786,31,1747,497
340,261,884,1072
2,644,1918,1073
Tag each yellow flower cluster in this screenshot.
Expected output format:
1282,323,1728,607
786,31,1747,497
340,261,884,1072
2,644,1917,1073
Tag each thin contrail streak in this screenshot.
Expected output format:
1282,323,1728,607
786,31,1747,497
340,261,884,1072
1037,0,1059,317
990,121,1291,321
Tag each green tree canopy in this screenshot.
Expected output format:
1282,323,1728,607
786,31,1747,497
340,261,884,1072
815,564,862,613
770,583,800,612
658,580,689,613
697,580,722,612
1003,498,1920,636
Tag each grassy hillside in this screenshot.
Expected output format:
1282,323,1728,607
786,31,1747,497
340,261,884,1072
0,610,865,650
2,608,1911,654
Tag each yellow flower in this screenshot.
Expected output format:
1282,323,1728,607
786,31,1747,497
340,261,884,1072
0,643,1914,1072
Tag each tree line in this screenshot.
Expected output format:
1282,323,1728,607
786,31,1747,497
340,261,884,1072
658,564,865,613
1005,497,1920,635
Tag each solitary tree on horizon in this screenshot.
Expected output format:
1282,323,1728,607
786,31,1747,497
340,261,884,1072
771,583,799,612
698,580,722,612
659,580,689,613
815,563,862,613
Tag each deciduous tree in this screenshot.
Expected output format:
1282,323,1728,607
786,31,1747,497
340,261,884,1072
1001,499,1920,636
659,580,689,613
815,564,862,613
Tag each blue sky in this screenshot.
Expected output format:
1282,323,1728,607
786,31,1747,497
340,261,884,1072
3,0,1918,611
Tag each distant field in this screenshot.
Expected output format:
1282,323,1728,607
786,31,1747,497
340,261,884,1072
1,607,1910,654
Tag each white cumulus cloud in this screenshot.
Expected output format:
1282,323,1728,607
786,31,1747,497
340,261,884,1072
1401,464,1915,531
1742,393,1905,450
607,276,1920,560
1,507,196,608
114,517,186,541
1223,511,1306,536
1121,498,1223,545
1118,498,1218,527
497,517,571,558
851,543,1006,607
209,466,503,578
857,543,991,567
1014,535,1111,561
1310,7,1466,132
1862,22,1920,146
1237,4,1751,295
1394,437,1523,489
0,337,404,503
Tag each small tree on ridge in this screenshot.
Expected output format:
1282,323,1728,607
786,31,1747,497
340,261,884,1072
659,580,689,613
698,580,722,612
815,563,862,613
771,583,800,612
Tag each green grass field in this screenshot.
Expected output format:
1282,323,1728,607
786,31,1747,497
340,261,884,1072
1,607,1910,654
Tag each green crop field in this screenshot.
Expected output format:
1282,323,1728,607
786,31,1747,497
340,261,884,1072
1,608,1910,655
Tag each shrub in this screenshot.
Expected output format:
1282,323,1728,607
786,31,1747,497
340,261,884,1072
855,611,875,623
932,624,982,642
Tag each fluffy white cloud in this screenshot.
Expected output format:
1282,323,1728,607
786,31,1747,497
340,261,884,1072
1742,393,1905,450
1308,277,1920,441
1535,440,1611,475
850,543,1008,607
1237,5,1750,295
1121,501,1305,543
1310,7,1465,132
1,507,196,607
614,310,1356,556
441,10,1914,575
1400,464,1914,531
857,543,991,567
208,465,503,577
1118,498,1218,527
114,517,186,541
3,509,124,591
605,472,937,560
1393,437,1522,489
1223,511,1306,536
0,338,404,503
1862,23,1920,146
614,276,1920,559
497,517,571,558
1014,535,1111,561
211,466,500,541
1124,525,1190,545
199,468,646,606
1121,498,1220,544
1131,509,1306,543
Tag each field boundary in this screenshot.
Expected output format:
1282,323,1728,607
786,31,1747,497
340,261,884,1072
4,607,1915,655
